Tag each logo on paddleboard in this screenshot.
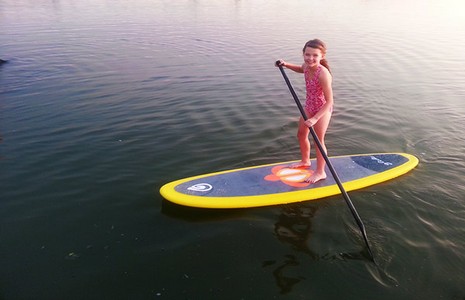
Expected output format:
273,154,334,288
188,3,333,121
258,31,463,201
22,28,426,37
370,156,393,166
187,183,213,192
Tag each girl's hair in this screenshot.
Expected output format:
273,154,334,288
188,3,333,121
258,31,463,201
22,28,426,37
303,39,331,73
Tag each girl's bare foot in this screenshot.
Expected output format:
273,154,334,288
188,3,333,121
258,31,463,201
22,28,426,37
289,161,311,168
305,171,327,184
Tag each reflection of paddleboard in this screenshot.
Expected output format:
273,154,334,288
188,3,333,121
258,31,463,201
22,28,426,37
160,153,419,209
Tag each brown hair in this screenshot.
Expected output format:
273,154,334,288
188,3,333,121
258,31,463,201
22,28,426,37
303,39,331,73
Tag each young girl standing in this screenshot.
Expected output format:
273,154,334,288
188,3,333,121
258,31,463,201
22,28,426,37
277,39,334,184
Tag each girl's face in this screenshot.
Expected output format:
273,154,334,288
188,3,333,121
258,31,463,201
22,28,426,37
303,47,324,68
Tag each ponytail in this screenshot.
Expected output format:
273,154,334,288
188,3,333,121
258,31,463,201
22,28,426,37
320,58,331,74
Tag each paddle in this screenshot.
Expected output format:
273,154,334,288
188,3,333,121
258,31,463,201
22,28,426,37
275,61,375,261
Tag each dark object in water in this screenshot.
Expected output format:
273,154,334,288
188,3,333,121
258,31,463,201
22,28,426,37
0,59,7,64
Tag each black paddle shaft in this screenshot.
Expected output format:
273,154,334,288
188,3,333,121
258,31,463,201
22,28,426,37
276,61,374,261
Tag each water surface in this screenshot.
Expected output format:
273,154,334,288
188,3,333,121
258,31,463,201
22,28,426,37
1,0,465,299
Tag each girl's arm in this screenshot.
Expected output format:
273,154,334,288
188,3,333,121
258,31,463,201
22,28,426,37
277,60,304,73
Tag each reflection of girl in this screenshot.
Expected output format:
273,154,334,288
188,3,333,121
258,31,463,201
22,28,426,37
274,205,317,255
277,39,333,184
269,205,318,294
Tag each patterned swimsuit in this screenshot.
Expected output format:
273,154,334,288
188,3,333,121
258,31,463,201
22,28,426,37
304,65,328,117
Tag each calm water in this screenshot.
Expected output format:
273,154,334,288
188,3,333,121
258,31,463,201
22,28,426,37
1,0,465,299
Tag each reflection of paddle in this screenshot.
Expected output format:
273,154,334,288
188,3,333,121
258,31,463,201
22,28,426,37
275,61,375,262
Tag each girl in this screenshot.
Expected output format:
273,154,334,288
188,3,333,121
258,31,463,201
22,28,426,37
277,39,333,184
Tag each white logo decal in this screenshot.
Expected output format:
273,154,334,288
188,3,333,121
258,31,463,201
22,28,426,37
370,156,393,166
187,183,213,192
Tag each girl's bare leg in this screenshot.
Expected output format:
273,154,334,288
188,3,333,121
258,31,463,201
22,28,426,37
290,117,312,168
306,111,332,183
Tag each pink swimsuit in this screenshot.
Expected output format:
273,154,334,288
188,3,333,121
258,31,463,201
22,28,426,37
304,65,329,117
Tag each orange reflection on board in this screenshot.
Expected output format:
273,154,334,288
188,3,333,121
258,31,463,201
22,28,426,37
264,165,313,187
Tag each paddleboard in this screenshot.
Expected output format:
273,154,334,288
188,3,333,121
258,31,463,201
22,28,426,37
160,153,418,209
